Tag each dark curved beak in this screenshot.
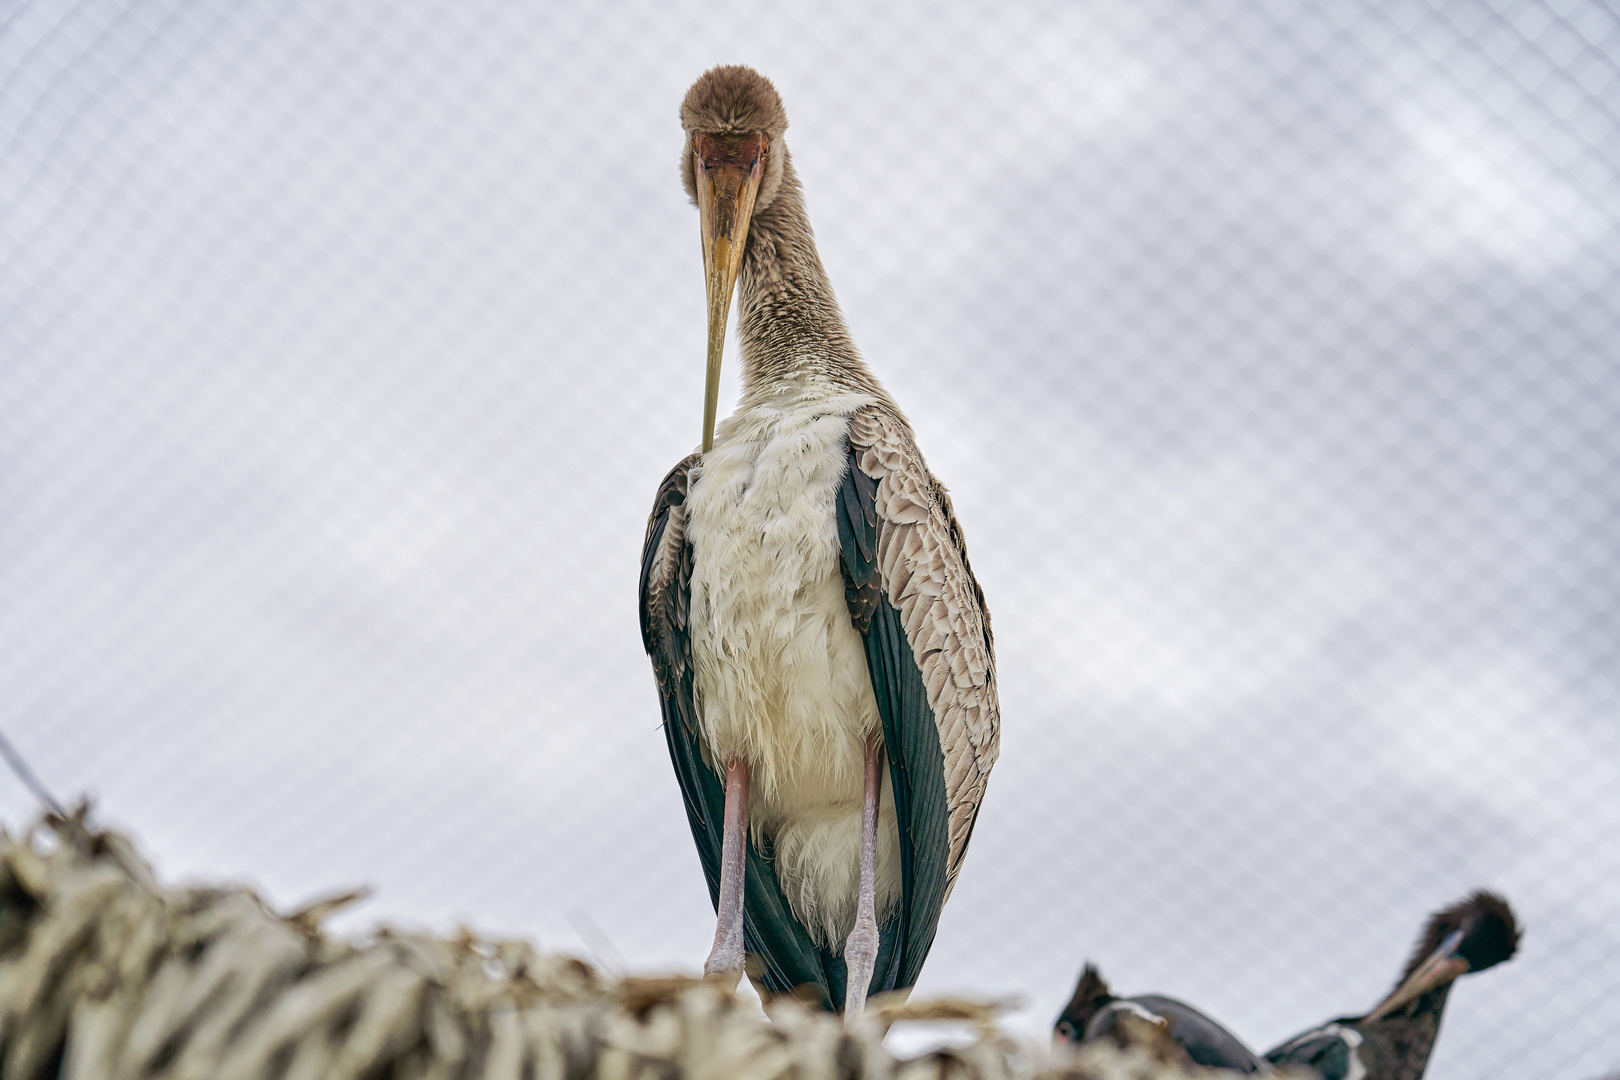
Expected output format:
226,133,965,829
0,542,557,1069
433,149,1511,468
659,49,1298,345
692,130,766,453
1365,928,1469,1021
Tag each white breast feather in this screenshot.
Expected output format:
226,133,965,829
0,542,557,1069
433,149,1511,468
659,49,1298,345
685,387,900,950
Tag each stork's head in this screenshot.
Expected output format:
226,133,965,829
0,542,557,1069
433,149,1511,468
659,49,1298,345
678,66,789,452
1364,890,1519,1021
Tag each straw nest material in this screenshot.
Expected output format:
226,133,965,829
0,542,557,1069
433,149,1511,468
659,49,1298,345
0,809,1293,1080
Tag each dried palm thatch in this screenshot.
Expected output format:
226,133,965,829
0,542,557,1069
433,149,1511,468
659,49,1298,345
0,810,1287,1080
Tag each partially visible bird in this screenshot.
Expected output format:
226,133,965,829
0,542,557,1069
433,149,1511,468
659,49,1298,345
1264,891,1519,1080
640,66,998,1016
1053,962,1268,1072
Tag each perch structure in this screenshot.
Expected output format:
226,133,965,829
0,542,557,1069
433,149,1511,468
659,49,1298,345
0,813,1283,1080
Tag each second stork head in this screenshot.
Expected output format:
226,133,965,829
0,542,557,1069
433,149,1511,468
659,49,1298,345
1363,889,1519,1021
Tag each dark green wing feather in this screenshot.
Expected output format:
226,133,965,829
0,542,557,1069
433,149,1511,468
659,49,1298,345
837,443,951,992
839,402,999,994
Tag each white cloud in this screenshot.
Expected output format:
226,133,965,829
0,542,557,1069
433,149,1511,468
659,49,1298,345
1381,98,1614,272
1008,450,1385,718
1378,652,1620,839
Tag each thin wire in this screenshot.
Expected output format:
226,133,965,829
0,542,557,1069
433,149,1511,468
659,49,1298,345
566,907,627,977
0,726,65,818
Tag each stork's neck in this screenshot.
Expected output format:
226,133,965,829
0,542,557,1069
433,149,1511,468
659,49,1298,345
1358,985,1450,1080
735,153,892,409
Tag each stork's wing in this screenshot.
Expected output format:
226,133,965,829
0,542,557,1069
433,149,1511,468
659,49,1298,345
640,455,840,1011
1126,996,1267,1071
838,404,999,990
1264,1023,1365,1080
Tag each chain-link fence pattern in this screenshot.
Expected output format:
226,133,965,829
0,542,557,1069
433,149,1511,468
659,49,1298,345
3,2,1617,1077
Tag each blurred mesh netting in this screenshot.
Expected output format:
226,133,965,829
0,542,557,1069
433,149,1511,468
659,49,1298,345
2,2,1617,1078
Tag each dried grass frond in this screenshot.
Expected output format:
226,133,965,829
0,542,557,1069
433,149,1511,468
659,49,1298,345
0,814,1293,1080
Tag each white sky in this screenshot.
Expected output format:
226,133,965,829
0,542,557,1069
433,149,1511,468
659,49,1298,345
3,2,1618,1076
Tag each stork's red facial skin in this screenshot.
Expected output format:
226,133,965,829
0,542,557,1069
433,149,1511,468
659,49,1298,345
692,132,768,183
692,131,767,453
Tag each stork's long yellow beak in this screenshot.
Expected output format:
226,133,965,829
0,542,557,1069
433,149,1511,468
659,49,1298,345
692,130,766,453
1364,928,1469,1021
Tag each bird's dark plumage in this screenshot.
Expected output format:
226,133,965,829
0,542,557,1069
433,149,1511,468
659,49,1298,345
1054,962,1266,1072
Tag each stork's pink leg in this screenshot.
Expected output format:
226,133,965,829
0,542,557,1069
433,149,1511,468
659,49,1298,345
842,736,883,1016
704,758,749,983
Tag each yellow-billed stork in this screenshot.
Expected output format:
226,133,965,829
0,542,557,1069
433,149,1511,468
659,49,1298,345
640,66,999,1015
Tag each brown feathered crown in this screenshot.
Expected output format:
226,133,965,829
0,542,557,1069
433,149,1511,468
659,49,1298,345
680,65,789,138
